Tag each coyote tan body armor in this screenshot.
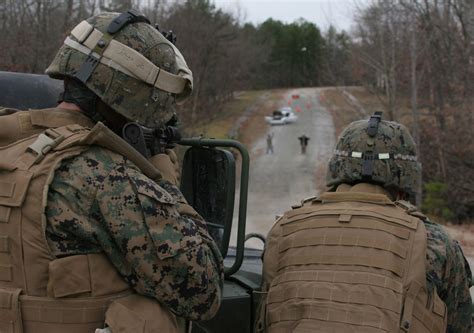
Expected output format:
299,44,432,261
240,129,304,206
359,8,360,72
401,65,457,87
262,184,447,333
0,108,180,333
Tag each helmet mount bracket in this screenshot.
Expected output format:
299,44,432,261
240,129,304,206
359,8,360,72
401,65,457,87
74,9,151,84
107,9,150,35
367,111,383,137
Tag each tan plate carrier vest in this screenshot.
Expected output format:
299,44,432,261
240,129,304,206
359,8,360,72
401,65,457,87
264,190,447,333
0,109,182,333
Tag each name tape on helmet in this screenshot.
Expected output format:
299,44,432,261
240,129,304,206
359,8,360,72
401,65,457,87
335,150,417,161
68,20,189,95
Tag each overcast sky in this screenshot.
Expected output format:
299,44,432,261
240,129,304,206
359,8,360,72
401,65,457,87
212,0,369,32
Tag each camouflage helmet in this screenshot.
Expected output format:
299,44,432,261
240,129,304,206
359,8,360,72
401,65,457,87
326,112,421,198
46,10,193,127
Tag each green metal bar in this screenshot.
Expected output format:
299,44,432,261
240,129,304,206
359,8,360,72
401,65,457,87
179,137,249,277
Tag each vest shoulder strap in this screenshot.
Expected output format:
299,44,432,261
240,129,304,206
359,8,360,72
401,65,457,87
395,200,427,220
14,122,162,181
318,191,395,205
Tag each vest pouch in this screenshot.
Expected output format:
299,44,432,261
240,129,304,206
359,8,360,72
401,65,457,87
0,288,22,333
430,293,447,333
47,254,129,298
105,294,183,333
20,292,129,333
410,291,447,333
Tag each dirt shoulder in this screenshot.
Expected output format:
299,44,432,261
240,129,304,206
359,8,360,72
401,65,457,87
187,89,285,149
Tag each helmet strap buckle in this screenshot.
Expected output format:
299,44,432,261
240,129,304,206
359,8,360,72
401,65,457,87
361,151,375,178
107,9,151,35
74,53,100,84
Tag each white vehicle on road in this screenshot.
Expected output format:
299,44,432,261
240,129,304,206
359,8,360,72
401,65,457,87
265,107,298,125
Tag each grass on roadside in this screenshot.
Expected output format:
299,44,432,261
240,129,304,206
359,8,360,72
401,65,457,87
191,90,267,140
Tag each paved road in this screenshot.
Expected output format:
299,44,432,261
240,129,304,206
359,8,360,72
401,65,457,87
231,88,336,249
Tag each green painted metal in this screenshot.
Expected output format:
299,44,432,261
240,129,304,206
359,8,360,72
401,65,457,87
179,138,249,277
180,147,236,258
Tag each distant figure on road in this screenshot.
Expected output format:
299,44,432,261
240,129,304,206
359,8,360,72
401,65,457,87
298,134,310,154
266,132,274,154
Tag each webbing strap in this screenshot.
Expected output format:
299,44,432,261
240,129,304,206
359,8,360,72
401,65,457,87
279,230,408,258
267,302,397,331
278,252,404,277
64,38,135,77
26,130,65,164
318,192,394,205
0,265,12,282
267,281,402,313
334,150,418,162
399,282,423,332
412,296,446,333
21,304,105,323
272,270,403,293
284,206,417,229
16,126,85,170
0,236,9,253
0,288,22,332
69,20,189,94
282,218,411,240
20,292,130,324
285,207,405,224
0,206,10,223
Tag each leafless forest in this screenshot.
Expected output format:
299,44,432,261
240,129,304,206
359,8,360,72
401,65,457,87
0,0,473,222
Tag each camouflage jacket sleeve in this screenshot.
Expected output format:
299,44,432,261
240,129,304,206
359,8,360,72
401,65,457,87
424,219,473,333
45,146,224,321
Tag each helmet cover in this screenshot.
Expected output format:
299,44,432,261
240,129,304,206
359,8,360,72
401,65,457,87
46,11,193,127
326,115,421,198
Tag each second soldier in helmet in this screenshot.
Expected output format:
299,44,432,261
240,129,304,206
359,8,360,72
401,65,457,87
256,113,472,333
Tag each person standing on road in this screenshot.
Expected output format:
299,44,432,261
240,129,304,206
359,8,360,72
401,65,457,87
298,134,310,154
0,11,223,333
266,132,274,154
256,112,472,333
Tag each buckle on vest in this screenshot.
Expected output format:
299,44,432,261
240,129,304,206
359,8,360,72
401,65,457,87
107,9,150,35
27,129,65,164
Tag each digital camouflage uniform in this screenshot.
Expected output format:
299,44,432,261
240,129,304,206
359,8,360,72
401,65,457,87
41,10,224,322
45,145,224,321
424,219,472,333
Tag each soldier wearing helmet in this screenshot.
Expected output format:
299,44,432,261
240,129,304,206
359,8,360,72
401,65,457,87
256,112,472,333
0,10,223,333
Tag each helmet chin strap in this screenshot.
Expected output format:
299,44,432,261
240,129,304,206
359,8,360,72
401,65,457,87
95,100,128,134
62,78,101,121
62,78,127,134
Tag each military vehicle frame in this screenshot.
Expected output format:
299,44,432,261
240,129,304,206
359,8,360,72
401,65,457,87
0,71,264,333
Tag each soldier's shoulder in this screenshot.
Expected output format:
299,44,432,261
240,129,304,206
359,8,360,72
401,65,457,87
54,145,142,190
422,216,453,246
63,145,134,172
423,217,471,280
